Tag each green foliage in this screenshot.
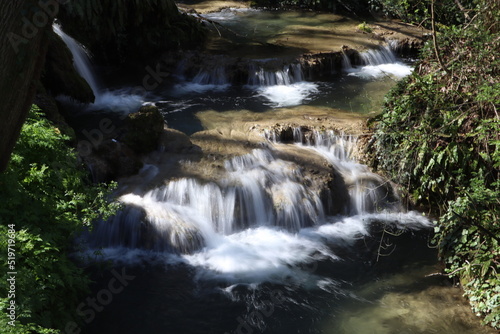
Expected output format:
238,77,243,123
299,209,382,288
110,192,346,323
251,0,477,24
58,0,207,64
370,0,499,329
0,107,119,332
251,0,373,16
368,0,477,27
357,22,373,33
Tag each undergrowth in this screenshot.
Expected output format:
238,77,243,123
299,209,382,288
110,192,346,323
370,0,499,329
0,107,118,333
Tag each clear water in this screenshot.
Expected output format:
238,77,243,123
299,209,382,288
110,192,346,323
158,69,406,135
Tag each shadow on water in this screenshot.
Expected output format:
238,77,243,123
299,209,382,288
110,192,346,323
81,229,488,334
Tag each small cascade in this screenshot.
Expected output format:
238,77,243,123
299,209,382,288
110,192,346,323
359,44,397,66
192,66,229,85
247,63,304,86
53,23,144,112
52,23,101,99
266,127,401,215
342,41,412,79
89,128,405,255
90,147,325,253
341,51,354,71
173,60,231,94
247,62,319,107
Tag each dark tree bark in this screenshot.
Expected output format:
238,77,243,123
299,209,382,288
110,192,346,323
0,1,52,172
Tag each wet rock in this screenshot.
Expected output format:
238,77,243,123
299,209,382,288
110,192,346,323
159,126,199,153
80,139,143,183
120,105,165,154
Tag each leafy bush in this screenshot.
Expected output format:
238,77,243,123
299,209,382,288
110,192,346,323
368,0,476,27
0,107,118,332
251,0,373,16
369,0,499,328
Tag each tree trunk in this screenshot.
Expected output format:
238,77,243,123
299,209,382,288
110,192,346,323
0,0,52,172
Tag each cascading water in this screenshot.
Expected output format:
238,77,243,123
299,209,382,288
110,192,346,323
90,146,326,254
247,63,304,86
343,41,413,79
77,8,490,333
52,23,101,98
246,63,319,107
87,128,430,284
53,23,144,112
283,128,402,215
174,64,231,94
192,66,229,85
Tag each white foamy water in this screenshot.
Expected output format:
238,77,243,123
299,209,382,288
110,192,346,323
255,82,319,107
184,226,335,284
183,211,430,284
86,89,145,113
85,129,431,287
347,63,412,79
343,42,413,79
247,63,319,107
54,23,146,113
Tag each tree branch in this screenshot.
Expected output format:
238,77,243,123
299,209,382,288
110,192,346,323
453,0,471,21
431,0,450,75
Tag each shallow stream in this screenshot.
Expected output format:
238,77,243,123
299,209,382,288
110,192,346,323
54,8,494,334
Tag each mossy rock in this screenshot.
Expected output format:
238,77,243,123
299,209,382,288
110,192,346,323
120,105,165,154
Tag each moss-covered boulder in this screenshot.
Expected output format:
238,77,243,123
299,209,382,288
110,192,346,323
120,105,164,154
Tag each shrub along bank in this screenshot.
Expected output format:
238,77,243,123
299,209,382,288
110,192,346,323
0,106,118,333
369,0,499,329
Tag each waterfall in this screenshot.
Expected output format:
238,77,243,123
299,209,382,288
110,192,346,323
247,63,319,107
360,44,397,66
282,128,402,215
52,23,101,99
344,41,412,78
89,129,408,256
192,66,229,85
91,146,325,254
341,51,354,71
173,62,231,94
52,23,144,112
247,63,304,86
83,126,431,286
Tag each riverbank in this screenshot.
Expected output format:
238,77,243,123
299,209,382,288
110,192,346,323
178,0,429,55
